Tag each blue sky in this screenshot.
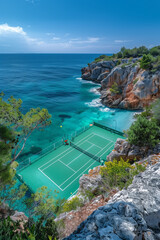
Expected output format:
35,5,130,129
0,0,160,53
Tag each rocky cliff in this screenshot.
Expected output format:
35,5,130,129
81,59,160,109
64,159,160,240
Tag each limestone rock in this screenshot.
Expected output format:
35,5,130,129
81,58,160,109
78,166,103,195
91,67,102,81
10,211,28,223
64,162,160,240
107,139,160,162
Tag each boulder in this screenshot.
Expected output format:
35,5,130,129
78,166,103,195
81,72,92,80
10,211,28,223
107,139,160,162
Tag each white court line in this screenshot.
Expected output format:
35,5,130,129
39,159,59,171
60,139,112,189
41,157,76,173
39,131,115,192
39,168,63,191
86,140,102,149
62,160,96,191
39,133,94,170
68,144,94,166
59,160,76,172
40,133,95,171
60,145,95,187
91,133,114,143
89,137,113,156
99,143,115,157
60,157,93,187
61,143,114,192
68,189,78,199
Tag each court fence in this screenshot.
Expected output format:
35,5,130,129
93,122,124,136
17,124,92,172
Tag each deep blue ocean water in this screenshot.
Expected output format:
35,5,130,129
0,54,137,159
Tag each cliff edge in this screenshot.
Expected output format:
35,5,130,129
81,59,160,110
64,160,160,240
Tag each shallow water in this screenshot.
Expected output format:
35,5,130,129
0,54,137,160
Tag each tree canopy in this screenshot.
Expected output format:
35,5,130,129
127,116,159,147
0,93,52,163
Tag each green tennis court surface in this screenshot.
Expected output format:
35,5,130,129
17,122,125,199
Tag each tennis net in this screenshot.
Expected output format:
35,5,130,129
70,141,101,162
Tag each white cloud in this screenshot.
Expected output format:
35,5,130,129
88,37,100,43
46,32,55,36
52,37,60,41
0,23,102,53
0,23,26,36
69,37,100,44
114,40,131,43
0,23,44,48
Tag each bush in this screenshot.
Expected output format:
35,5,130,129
62,196,83,212
29,217,59,240
150,46,160,56
93,45,160,65
116,59,121,65
140,105,152,118
127,116,159,147
0,217,58,240
152,99,160,125
100,158,146,190
110,82,120,94
140,54,153,70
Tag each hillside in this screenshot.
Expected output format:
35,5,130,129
81,46,160,109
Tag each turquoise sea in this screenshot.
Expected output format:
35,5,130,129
0,54,137,160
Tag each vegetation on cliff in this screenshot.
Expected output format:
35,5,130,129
128,99,160,147
100,158,146,191
94,45,160,72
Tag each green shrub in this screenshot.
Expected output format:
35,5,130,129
100,158,146,190
0,217,58,240
110,82,120,94
132,62,138,67
140,105,152,118
121,64,126,69
81,188,103,201
93,45,160,65
116,59,121,65
150,46,160,56
29,217,59,240
127,116,159,147
62,196,83,212
81,189,95,201
152,99,160,125
140,54,154,70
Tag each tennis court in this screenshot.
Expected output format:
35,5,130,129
17,122,125,199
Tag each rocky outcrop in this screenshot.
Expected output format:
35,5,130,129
78,166,104,196
10,211,28,223
107,138,160,162
81,58,160,109
64,160,160,240
81,60,118,83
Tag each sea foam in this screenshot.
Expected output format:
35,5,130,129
85,98,103,107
